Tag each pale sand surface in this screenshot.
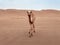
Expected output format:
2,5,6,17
0,10,60,45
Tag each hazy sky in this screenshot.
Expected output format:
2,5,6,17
0,0,60,10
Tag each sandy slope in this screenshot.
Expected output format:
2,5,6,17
0,10,60,45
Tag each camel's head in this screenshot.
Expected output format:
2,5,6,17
27,11,32,15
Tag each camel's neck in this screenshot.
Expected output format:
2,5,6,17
28,15,32,22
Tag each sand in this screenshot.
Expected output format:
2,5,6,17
0,9,60,45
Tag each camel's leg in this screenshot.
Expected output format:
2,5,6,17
33,23,35,33
29,23,36,38
29,33,33,38
29,23,35,34
29,24,33,34
28,24,34,37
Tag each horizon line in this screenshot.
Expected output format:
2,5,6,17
0,8,60,11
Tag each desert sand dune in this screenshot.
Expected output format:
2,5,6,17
0,9,60,45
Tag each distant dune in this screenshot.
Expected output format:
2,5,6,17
0,9,60,15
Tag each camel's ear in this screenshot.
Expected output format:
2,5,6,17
30,11,32,13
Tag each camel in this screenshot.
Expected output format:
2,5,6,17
27,11,36,37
